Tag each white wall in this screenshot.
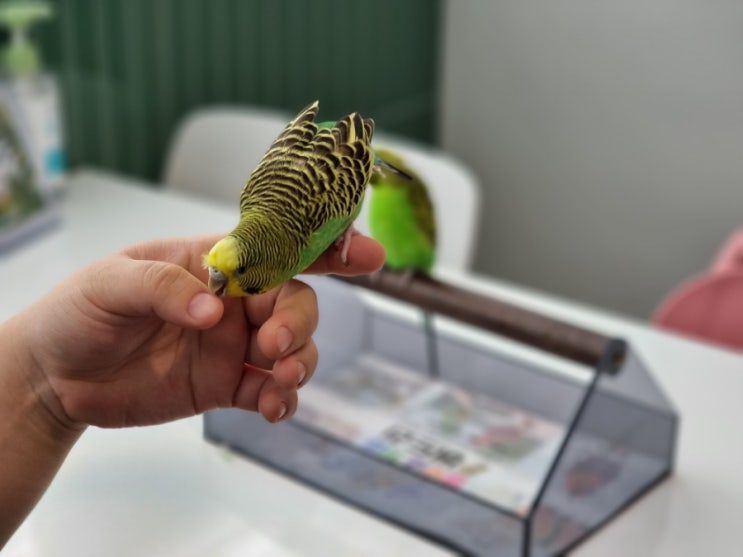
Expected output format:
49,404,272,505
439,0,743,319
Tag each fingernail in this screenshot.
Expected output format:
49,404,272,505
277,402,288,421
188,292,220,321
276,326,293,355
297,361,307,386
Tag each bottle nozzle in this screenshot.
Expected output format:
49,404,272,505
0,0,52,76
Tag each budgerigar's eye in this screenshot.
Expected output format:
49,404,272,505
243,286,261,295
236,265,247,275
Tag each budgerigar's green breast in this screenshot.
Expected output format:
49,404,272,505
369,183,435,271
368,147,436,273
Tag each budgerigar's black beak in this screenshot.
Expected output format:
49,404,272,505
208,267,228,297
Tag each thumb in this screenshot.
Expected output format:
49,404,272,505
90,257,224,329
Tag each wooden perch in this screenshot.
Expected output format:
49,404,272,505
333,270,627,374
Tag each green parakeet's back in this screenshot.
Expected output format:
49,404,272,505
368,148,436,273
205,100,376,296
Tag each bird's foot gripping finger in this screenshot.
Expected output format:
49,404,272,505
334,225,358,266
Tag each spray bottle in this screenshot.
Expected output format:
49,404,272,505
0,0,65,198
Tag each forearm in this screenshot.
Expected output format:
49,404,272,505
0,315,84,548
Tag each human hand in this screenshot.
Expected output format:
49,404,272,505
8,234,385,430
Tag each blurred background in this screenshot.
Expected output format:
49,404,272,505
30,0,743,320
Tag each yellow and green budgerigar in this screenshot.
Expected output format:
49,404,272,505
368,147,437,273
205,100,381,297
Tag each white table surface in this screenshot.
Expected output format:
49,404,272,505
2,169,742,556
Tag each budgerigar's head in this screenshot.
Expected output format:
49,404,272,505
204,236,268,297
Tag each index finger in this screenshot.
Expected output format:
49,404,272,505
303,234,386,276
122,234,223,279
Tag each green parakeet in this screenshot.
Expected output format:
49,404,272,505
367,148,440,377
368,148,436,273
205,100,377,297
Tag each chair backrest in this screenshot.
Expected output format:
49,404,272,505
162,106,482,272
162,106,291,205
653,228,743,351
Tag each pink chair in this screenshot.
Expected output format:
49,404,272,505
653,229,743,352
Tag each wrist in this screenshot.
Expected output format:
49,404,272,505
0,314,84,546
0,313,85,442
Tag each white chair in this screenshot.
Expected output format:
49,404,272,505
162,106,481,271
162,106,291,205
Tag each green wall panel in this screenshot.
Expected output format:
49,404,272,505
36,0,442,181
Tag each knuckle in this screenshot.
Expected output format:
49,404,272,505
142,261,183,296
292,279,319,332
